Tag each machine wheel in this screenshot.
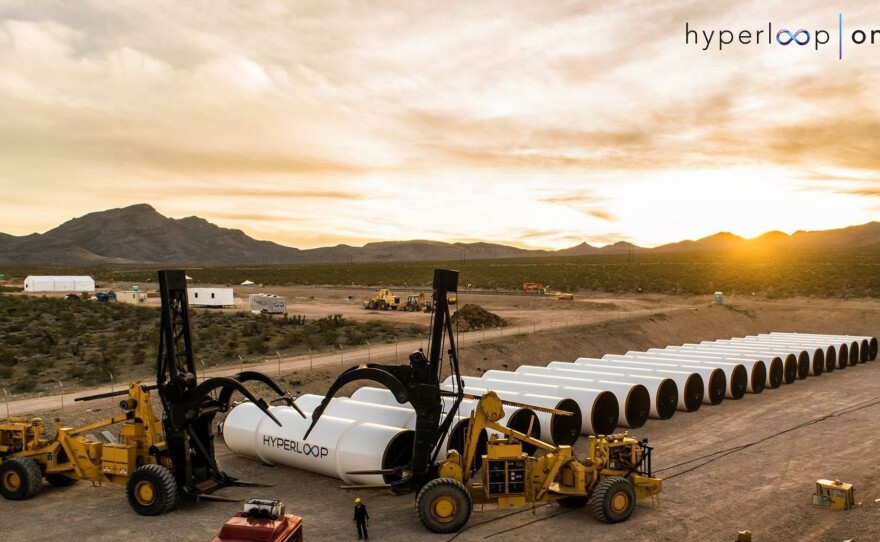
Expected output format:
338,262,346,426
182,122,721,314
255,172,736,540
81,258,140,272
558,495,589,508
590,476,636,523
0,457,42,500
416,478,472,534
46,474,79,487
126,464,177,516
378,300,388,310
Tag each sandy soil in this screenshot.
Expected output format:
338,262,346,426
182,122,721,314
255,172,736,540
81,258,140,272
1,295,879,542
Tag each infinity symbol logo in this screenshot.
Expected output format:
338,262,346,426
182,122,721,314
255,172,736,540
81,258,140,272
776,29,810,45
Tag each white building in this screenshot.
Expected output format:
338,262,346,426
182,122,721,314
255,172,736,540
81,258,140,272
249,293,287,314
24,275,95,292
117,290,148,304
188,287,235,308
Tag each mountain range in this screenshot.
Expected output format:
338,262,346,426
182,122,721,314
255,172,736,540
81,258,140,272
0,203,878,266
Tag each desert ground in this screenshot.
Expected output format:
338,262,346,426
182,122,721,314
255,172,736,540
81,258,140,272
1,290,879,542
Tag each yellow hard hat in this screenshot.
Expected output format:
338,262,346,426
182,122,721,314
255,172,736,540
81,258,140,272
355,497,361,503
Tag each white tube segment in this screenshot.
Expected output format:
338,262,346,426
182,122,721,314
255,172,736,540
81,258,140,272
579,357,726,405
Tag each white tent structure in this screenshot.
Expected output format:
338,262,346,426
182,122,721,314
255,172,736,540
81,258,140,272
241,280,255,286
24,275,95,292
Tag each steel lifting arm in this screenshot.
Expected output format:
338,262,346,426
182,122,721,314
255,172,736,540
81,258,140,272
303,268,464,494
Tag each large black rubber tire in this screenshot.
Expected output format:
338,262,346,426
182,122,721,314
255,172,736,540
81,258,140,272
378,300,388,310
46,473,79,487
0,457,42,500
126,464,177,516
416,478,472,534
590,476,636,524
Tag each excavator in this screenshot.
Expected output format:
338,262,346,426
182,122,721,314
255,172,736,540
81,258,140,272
304,269,662,533
0,270,303,515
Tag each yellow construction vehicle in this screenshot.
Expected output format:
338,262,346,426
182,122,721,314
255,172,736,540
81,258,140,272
812,479,854,510
417,391,662,533
0,270,299,515
400,293,428,312
363,288,401,310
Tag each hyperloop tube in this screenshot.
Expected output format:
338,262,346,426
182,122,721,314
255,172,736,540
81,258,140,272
689,343,791,385
223,402,414,485
295,394,417,428
507,367,651,429
734,337,826,376
606,353,747,400
590,356,726,405
763,336,853,368
750,335,841,372
768,332,877,361
665,346,782,389
351,386,538,455
539,363,678,420
703,341,804,382
545,361,702,412
449,383,582,446
477,372,619,435
338,389,489,463
457,376,602,439
350,386,406,406
643,349,766,394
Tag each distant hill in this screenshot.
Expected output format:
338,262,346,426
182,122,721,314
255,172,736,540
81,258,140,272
0,204,879,267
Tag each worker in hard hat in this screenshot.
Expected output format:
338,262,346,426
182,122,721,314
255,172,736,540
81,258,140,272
353,497,370,540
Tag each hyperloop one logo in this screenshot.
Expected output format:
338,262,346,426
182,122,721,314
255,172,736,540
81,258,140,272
776,29,811,46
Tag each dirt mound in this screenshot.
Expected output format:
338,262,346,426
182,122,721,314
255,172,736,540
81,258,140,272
450,304,507,332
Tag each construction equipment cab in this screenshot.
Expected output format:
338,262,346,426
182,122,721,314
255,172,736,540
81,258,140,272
812,479,854,510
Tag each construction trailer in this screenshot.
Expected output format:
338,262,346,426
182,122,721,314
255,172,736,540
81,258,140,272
249,293,287,314
188,287,235,308
117,290,148,304
24,275,95,293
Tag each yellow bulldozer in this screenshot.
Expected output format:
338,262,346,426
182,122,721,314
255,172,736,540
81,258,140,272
416,391,663,533
363,288,401,310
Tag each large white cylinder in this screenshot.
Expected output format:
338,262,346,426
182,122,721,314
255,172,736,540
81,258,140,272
729,337,826,376
477,372,620,435
700,339,812,384
223,402,414,486
767,332,877,362
350,386,540,451
658,346,780,389
536,362,702,412
604,353,747,400
642,349,766,394
508,367,651,429
295,394,417,428
582,357,726,405
443,379,582,446
746,334,849,372
540,363,678,420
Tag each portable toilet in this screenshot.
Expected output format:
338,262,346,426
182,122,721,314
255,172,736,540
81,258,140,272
714,291,723,305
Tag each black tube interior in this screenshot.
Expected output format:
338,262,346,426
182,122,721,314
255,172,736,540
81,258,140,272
824,346,837,372
707,369,726,405
869,337,878,361
656,379,678,420
683,375,703,412
382,429,415,484
767,358,783,389
781,355,797,384
848,342,859,366
591,391,619,435
506,408,541,455
550,399,581,446
808,350,822,378
624,385,650,429
445,420,488,472
858,339,869,362
728,366,747,399
751,362,766,394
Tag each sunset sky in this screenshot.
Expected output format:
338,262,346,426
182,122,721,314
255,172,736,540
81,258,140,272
1,1,879,250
